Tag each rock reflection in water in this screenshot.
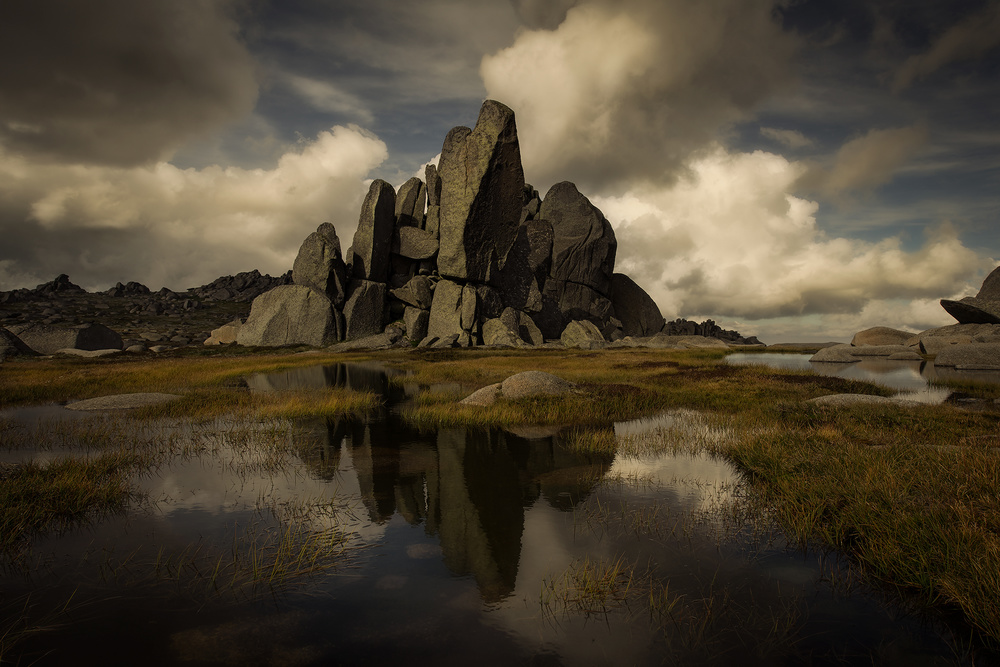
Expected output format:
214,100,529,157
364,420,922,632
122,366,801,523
261,364,612,602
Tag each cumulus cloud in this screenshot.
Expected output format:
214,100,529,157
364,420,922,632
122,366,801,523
0,0,258,167
481,0,798,192
595,145,987,329
0,127,387,291
799,125,928,197
893,1,1000,92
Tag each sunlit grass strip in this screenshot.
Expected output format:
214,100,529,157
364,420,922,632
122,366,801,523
134,387,382,420
0,454,142,556
0,351,372,408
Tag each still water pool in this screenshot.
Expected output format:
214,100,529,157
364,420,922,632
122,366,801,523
0,363,989,665
727,352,1000,404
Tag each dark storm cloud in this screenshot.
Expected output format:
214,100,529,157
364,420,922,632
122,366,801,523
0,0,258,166
507,0,577,29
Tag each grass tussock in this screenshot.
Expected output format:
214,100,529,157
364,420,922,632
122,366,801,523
0,454,143,557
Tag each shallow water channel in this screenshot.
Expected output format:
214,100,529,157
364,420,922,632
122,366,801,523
0,363,987,665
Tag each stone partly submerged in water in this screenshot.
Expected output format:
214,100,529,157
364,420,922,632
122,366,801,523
809,344,862,363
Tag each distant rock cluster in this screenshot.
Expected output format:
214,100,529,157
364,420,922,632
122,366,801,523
234,100,759,350
187,270,292,303
0,269,289,359
810,266,1000,370
664,318,762,346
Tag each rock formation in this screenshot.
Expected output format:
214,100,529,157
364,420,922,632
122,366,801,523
231,100,758,349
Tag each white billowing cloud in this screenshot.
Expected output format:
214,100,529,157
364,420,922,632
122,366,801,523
811,125,929,196
893,1,1000,92
596,145,987,328
282,74,376,125
481,0,797,192
759,127,813,149
0,126,387,291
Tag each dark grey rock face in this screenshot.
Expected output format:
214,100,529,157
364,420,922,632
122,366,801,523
941,297,1000,324
236,285,340,347
391,275,434,310
403,307,430,341
540,181,617,297
395,177,427,228
437,100,525,282
0,327,37,360
9,322,123,354
392,227,439,261
610,273,663,337
293,222,348,307
426,279,466,341
543,280,612,329
343,280,387,340
492,218,552,312
941,265,1000,324
351,179,396,282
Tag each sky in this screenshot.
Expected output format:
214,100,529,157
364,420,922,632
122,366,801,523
1,0,998,342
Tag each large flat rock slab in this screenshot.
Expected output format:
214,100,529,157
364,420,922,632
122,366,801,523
66,393,182,411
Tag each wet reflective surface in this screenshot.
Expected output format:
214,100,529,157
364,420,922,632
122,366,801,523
0,364,990,665
727,352,1000,403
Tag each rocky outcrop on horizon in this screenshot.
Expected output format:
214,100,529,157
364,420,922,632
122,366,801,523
663,318,762,346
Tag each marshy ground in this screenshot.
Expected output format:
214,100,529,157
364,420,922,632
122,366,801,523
1,346,999,665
